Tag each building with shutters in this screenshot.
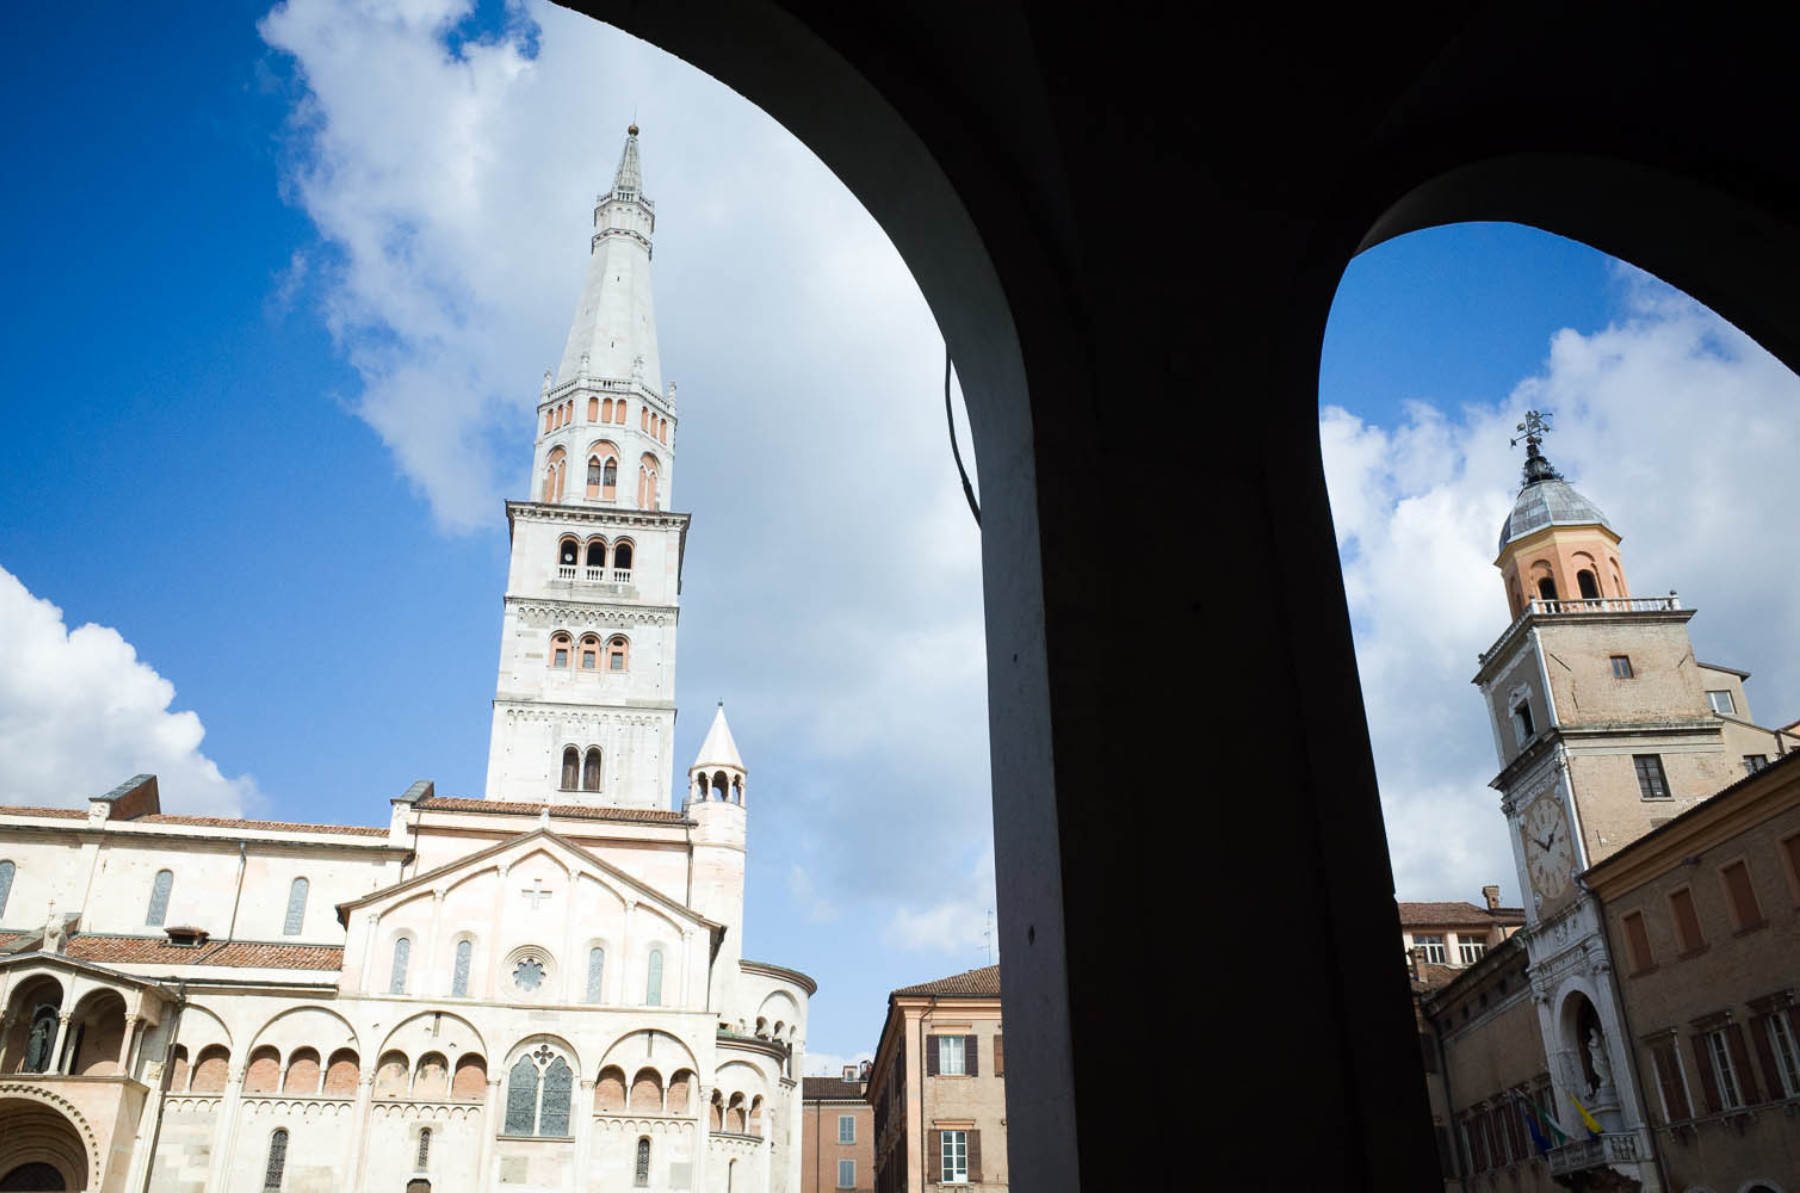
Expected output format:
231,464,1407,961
800,1067,872,1193
1406,420,1800,1192
866,966,1003,1193
0,128,815,1193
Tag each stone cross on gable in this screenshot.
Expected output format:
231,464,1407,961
521,878,554,910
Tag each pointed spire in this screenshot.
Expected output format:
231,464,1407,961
613,125,643,197
692,702,745,771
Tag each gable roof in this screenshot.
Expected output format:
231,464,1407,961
803,1076,866,1101
1396,901,1524,927
334,827,721,939
64,934,345,970
893,964,1001,998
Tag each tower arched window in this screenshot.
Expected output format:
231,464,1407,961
586,947,606,1003
602,398,614,422
559,538,579,566
1537,576,1557,601
452,939,473,997
544,448,568,503
615,400,627,425
551,633,571,669
641,406,650,431
587,457,603,498
389,936,412,995
603,457,618,498
263,1128,288,1191
607,636,629,672
586,539,606,569
543,409,554,435
582,747,603,792
1577,569,1600,599
587,397,598,422
0,860,14,917
283,877,308,936
580,635,600,670
146,868,174,927
612,541,634,571
646,948,664,1006
638,455,660,510
561,746,580,790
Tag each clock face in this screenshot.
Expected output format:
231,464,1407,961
1522,795,1575,901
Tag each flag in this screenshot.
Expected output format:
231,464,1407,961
1568,1091,1603,1137
1514,1094,1552,1155
1526,1093,1569,1147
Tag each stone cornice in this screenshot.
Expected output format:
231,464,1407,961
507,500,689,532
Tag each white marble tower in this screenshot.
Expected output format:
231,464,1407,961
485,127,688,808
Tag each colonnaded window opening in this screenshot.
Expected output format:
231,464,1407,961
1322,220,1800,1185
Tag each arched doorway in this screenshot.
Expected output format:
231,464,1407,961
0,1098,88,1191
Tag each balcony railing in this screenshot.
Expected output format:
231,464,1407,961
555,567,634,584
1547,1131,1644,1176
1526,595,1680,616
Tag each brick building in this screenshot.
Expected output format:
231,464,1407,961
802,1067,873,1193
1403,425,1800,1191
867,966,1004,1193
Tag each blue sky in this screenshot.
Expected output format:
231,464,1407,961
5,1,1798,1070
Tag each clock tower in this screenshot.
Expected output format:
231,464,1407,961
1470,412,1738,1186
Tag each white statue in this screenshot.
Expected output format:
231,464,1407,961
42,903,67,955
1586,1027,1613,1094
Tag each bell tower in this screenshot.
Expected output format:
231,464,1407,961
484,127,688,809
1470,411,1733,1184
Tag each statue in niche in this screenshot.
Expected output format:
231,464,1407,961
1586,1027,1614,1095
24,1008,57,1072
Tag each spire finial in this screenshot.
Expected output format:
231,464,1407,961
1510,409,1561,486
613,125,643,196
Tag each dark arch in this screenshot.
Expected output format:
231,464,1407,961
0,1098,88,1190
461,4,1800,1187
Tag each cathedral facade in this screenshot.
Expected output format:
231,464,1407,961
0,129,812,1193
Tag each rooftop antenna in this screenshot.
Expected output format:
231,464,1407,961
982,907,996,965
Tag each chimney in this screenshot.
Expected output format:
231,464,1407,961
1409,944,1428,981
842,1065,856,1082
1482,884,1501,911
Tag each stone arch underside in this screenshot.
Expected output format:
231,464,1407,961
0,1092,96,1191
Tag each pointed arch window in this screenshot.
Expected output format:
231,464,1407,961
586,947,606,1003
0,860,14,917
452,939,473,998
146,868,174,927
561,746,580,790
603,456,618,498
646,948,664,1006
505,1049,574,1137
582,747,603,792
283,877,308,936
551,633,571,669
587,457,604,498
608,636,629,672
389,936,411,995
263,1128,288,1191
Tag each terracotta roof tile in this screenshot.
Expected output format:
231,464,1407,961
64,934,344,971
0,805,88,819
893,964,1000,998
136,814,387,837
1396,901,1524,927
418,796,687,824
803,1077,867,1101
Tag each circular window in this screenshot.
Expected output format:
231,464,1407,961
513,957,546,992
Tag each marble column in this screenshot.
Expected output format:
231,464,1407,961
51,1012,73,1074
343,1067,377,1189
692,1082,710,1193
574,1078,597,1190
475,1076,503,1193
117,1013,142,1075
202,1061,247,1191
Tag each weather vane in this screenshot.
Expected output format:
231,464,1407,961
1510,409,1553,452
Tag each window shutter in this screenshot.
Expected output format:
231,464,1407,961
1653,1041,1691,1122
967,1129,982,1183
1726,1022,1762,1103
1750,1016,1784,1103
926,1130,940,1183
1465,1115,1487,1171
965,1036,979,1077
1691,1035,1722,1114
926,1039,939,1077
994,1035,1004,1077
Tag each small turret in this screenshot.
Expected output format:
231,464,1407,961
687,702,747,807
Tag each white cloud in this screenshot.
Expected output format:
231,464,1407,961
0,567,257,815
1327,270,1800,904
883,850,996,956
786,864,839,924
